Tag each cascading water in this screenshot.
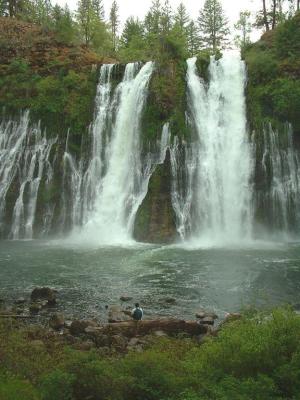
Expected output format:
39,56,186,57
169,136,195,240
78,61,154,244
254,123,300,237
186,53,253,244
0,111,56,239
81,64,115,223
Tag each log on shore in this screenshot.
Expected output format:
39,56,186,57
0,314,33,319
86,318,208,338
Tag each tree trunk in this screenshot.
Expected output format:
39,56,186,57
262,0,270,31
272,0,277,29
297,0,299,12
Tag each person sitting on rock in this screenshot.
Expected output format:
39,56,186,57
132,303,143,321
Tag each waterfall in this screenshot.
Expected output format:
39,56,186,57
78,62,154,244
0,112,56,239
186,53,253,244
254,123,300,236
170,136,195,240
81,64,115,223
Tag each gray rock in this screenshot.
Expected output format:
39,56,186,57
111,334,128,350
70,320,90,335
108,305,131,323
196,310,218,320
120,295,133,302
29,303,42,314
94,334,111,348
199,316,215,325
49,313,65,330
31,287,57,305
164,298,176,304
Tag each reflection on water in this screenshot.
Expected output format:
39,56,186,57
1,240,300,321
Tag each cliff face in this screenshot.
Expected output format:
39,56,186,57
134,151,177,243
1,16,300,242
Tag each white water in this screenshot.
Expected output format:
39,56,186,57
186,53,253,244
1,56,300,244
78,62,154,244
0,112,55,239
254,123,300,237
170,136,195,240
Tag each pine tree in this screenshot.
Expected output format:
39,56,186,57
109,0,119,51
234,10,252,49
144,0,162,35
174,2,190,34
77,0,94,45
120,17,144,48
187,20,200,55
92,0,104,20
160,0,173,33
197,0,229,52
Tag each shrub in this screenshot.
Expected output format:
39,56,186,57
40,370,75,400
0,374,40,400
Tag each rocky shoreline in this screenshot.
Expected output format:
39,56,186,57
0,286,241,354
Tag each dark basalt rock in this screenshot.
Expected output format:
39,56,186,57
31,287,57,305
49,313,65,330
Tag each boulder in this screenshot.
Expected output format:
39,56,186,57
196,310,218,322
120,295,133,302
198,316,215,325
70,320,90,335
164,298,176,304
108,305,131,323
29,303,42,314
111,334,128,350
49,313,65,330
94,333,111,348
31,287,57,305
69,319,99,335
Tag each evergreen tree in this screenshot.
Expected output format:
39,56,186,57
92,0,104,20
77,0,95,45
174,2,190,34
160,0,173,33
144,0,162,35
120,17,144,47
109,0,119,51
52,4,76,44
197,0,230,52
234,10,252,49
187,20,200,55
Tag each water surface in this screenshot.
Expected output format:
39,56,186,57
1,240,300,322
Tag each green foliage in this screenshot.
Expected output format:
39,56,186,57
197,0,230,52
52,5,77,45
0,59,97,137
196,51,211,82
39,370,75,400
244,13,300,135
246,47,279,85
1,308,300,399
0,374,40,400
274,12,300,59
